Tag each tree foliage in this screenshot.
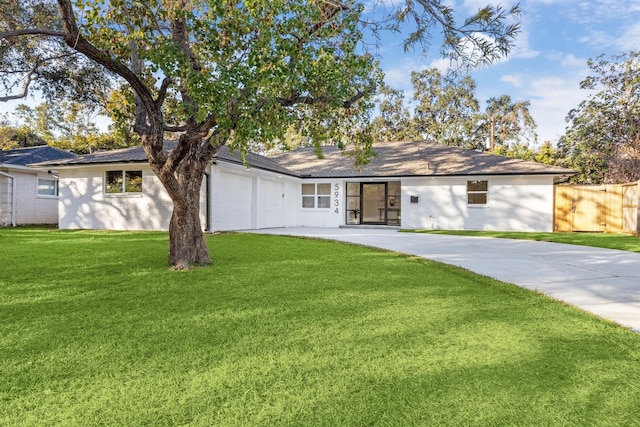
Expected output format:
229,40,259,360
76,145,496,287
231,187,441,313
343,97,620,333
559,51,640,184
371,84,414,142
0,122,45,149
482,94,536,151
0,0,110,103
383,0,521,69
372,69,536,152
411,68,481,148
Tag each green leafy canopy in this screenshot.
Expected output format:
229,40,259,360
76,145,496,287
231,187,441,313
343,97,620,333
73,0,381,155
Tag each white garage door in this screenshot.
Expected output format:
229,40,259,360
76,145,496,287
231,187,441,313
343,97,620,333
258,179,283,228
213,172,253,231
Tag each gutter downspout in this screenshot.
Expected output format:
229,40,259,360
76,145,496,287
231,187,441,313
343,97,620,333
0,170,17,227
203,171,210,232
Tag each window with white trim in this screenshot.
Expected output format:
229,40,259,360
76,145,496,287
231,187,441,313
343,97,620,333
301,183,331,208
106,170,142,194
37,178,58,196
467,180,488,205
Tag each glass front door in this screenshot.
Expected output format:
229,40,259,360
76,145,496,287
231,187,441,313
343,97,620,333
345,182,401,226
361,183,387,224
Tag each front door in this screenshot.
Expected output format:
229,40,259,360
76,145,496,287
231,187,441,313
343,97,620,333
361,183,387,224
345,181,402,226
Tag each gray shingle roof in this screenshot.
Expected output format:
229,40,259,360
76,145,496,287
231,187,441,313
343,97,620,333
34,144,152,166
0,145,76,166
35,140,575,178
215,146,299,177
37,142,297,176
272,141,575,177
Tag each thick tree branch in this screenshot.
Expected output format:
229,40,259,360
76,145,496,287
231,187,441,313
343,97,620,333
155,77,173,107
0,52,78,102
308,1,349,36
121,0,149,134
0,70,33,102
163,124,187,132
276,89,365,108
0,28,65,39
171,14,201,72
56,0,159,133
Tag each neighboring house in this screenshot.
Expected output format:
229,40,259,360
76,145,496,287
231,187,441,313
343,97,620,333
0,145,76,227
38,141,575,232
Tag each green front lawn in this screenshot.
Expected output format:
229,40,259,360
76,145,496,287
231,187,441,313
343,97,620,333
1,228,639,426
405,229,640,253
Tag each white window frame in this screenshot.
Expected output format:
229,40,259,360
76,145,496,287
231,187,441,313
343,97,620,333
467,180,488,206
301,183,331,209
105,170,143,195
37,177,58,198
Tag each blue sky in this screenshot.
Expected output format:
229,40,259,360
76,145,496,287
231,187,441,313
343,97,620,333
375,0,640,145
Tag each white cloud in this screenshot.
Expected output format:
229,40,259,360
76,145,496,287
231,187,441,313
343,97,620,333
427,58,455,73
561,54,585,67
509,29,540,60
500,74,522,87
579,30,616,49
615,22,640,51
383,68,413,91
521,73,594,143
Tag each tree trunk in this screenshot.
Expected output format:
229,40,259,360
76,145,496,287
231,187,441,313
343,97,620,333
162,156,212,270
169,192,210,269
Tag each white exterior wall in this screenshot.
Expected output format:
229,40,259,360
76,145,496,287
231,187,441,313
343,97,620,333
295,179,344,228
209,162,298,232
55,158,557,233
402,175,555,231
58,165,176,230
0,169,60,225
0,173,12,226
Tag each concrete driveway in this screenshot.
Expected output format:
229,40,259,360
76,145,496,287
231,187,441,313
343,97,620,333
248,227,640,333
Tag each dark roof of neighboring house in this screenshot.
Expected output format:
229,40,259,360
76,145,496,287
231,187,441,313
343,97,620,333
35,140,575,178
272,141,575,177
0,145,76,167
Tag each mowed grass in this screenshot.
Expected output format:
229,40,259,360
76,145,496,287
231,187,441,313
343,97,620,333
407,229,640,253
1,228,640,426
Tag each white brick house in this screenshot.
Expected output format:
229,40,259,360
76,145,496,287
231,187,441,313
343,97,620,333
0,146,76,226
38,141,574,232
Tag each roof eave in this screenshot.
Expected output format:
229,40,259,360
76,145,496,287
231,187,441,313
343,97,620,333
1,163,42,172
214,157,301,178
296,171,577,179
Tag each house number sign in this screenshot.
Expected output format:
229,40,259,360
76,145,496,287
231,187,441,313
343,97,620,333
334,183,340,214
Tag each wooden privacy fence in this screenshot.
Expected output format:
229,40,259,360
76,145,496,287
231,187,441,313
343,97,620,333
554,181,640,235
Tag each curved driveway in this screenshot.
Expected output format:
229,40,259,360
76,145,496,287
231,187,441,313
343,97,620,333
249,227,640,333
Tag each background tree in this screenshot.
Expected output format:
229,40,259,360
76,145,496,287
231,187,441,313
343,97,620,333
411,68,481,148
481,95,536,151
372,84,415,142
0,119,45,149
371,69,537,151
2,0,521,269
559,51,640,184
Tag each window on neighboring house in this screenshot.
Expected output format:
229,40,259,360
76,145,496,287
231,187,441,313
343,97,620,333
467,180,488,205
37,178,58,196
301,183,331,208
106,170,143,194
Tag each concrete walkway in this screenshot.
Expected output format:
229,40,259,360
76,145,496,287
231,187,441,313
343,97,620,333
247,227,640,333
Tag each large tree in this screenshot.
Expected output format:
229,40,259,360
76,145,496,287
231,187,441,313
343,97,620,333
371,84,415,142
1,0,521,268
559,51,640,184
411,68,481,148
482,94,536,151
